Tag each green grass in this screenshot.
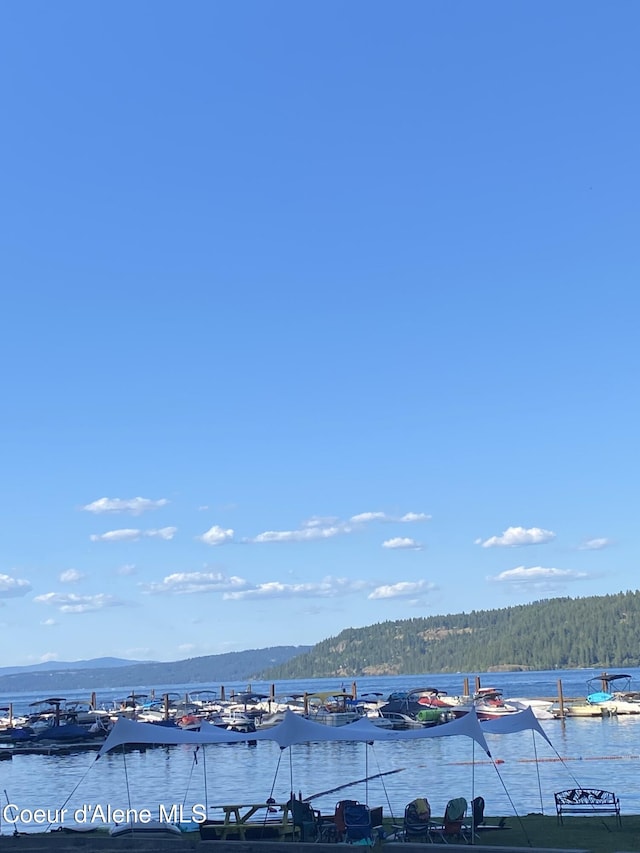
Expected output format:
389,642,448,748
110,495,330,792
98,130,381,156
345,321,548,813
383,814,640,853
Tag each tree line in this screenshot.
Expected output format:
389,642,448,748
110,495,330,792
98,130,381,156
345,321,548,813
261,591,640,679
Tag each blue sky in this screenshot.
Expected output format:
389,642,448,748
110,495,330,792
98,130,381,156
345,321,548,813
1,0,638,667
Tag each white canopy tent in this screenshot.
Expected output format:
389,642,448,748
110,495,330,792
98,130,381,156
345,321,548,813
481,706,553,745
96,707,553,758
88,707,562,840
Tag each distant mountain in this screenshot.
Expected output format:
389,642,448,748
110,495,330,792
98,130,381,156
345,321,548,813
0,657,150,677
0,646,311,694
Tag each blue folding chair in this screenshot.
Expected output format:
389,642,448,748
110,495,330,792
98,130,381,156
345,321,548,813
343,802,373,845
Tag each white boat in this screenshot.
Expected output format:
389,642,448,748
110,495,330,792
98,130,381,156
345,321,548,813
306,692,362,726
379,711,430,730
218,709,257,732
589,673,640,714
503,697,555,720
472,688,520,720
361,708,395,728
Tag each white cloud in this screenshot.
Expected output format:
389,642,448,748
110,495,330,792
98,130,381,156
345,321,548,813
302,516,339,528
248,510,431,544
400,512,431,523
579,538,612,551
250,525,349,543
116,564,136,576
59,569,85,584
368,580,435,599
81,496,169,515
350,512,388,524
40,652,59,662
41,618,58,626
488,566,589,585
476,526,556,548
141,571,248,595
90,526,177,543
382,537,424,551
34,592,125,613
0,573,32,598
90,528,141,543
145,527,177,540
198,525,234,546
178,643,196,654
351,511,431,524
224,576,370,601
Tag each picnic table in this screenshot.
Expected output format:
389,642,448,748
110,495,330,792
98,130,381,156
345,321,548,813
199,801,298,840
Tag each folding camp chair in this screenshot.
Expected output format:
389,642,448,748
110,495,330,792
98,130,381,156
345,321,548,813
343,802,374,845
424,797,470,843
334,799,360,842
288,798,323,842
401,798,434,843
443,797,470,842
471,796,485,831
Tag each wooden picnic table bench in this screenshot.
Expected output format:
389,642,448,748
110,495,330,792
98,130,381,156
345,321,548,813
199,802,299,840
554,788,621,825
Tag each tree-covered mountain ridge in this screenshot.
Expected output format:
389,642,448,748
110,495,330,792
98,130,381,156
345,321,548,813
261,591,640,679
0,646,311,692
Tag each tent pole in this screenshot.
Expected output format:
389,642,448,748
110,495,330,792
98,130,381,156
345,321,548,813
470,740,475,845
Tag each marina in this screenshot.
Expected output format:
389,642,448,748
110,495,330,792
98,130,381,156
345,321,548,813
1,669,637,757
2,668,640,835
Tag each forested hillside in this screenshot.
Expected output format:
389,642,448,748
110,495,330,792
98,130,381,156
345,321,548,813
261,591,640,678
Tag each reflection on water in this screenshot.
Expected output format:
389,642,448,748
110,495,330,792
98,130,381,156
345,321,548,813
2,668,640,832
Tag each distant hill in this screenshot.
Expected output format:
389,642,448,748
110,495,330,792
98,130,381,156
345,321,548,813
261,591,640,679
0,657,149,677
0,646,311,693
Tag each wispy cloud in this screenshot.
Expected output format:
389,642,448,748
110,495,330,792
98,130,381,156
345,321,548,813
59,569,85,583
578,537,612,551
90,527,177,542
41,618,58,626
90,529,141,543
302,516,339,528
198,525,234,546
368,580,435,599
116,564,136,576
382,537,424,551
399,512,431,522
40,652,59,662
475,526,556,548
350,512,387,524
34,592,125,613
141,571,248,595
0,573,32,598
488,566,589,589
81,496,169,515
248,510,430,544
350,511,431,524
223,576,370,601
249,525,348,543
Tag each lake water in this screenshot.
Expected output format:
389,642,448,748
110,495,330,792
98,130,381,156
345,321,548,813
2,667,639,833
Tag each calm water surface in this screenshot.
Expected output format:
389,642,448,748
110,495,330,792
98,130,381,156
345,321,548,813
2,668,639,833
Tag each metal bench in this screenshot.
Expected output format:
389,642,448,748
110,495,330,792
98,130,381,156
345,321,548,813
554,788,621,825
